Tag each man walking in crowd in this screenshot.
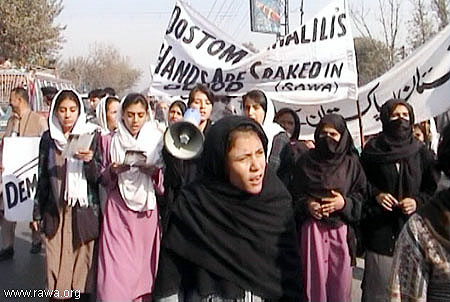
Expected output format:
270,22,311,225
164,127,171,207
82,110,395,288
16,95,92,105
0,87,48,260
86,88,106,124
41,86,58,108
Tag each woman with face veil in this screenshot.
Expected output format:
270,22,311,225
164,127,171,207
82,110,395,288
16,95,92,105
360,99,440,302
153,116,302,302
292,114,367,302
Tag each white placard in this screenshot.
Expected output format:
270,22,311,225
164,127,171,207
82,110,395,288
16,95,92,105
2,137,40,222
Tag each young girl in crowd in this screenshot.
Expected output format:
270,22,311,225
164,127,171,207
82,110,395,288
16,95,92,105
154,115,302,301
274,107,308,162
361,99,439,302
161,85,213,229
187,84,213,133
96,95,121,212
292,114,367,302
96,95,120,134
242,90,294,186
167,100,186,126
96,93,163,302
33,89,100,301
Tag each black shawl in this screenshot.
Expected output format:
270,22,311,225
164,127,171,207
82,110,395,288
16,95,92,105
295,114,360,199
274,108,301,140
154,116,302,301
360,99,439,256
160,119,212,229
292,114,366,234
362,99,422,164
361,99,432,200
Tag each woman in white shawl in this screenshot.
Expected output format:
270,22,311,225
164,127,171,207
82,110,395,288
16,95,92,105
242,90,294,186
33,89,100,300
96,93,163,302
96,95,120,213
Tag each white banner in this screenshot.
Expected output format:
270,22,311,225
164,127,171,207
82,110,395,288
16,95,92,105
275,23,450,140
358,24,450,135
2,137,40,222
151,0,358,105
152,0,450,142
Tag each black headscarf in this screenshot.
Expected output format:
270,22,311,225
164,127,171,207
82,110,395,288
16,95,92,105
275,108,301,140
362,99,422,163
296,114,358,198
154,116,302,301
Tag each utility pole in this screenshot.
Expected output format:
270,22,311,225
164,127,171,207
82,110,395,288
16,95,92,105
300,0,304,25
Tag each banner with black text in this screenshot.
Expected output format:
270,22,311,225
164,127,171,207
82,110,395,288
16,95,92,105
2,137,40,222
151,0,358,105
274,23,450,141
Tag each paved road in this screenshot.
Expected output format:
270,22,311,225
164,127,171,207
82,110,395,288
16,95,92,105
1,222,363,301
0,222,46,301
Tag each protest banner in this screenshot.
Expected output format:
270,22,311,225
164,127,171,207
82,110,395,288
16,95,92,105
152,0,450,141
2,137,40,222
151,0,358,106
276,22,450,140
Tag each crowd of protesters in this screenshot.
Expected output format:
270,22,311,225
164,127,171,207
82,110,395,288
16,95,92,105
0,83,449,302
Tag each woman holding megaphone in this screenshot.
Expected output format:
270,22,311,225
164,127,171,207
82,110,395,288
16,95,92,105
154,116,302,301
161,84,214,229
96,93,163,302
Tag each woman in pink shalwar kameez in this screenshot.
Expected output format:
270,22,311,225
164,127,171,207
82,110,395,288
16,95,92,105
97,93,163,302
292,114,367,302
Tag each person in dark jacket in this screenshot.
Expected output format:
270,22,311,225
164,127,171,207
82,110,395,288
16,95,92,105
274,107,309,192
360,98,440,302
292,114,366,302
154,116,302,302
161,85,214,229
274,107,309,162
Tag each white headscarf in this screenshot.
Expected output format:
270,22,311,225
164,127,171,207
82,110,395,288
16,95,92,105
96,95,119,135
262,94,286,156
110,95,163,212
96,96,109,134
49,89,99,207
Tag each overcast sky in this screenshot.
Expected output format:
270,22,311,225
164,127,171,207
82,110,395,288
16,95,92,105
56,0,411,91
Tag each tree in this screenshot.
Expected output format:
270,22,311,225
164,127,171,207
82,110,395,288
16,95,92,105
354,37,391,86
408,0,436,50
432,0,450,29
0,0,64,67
351,0,402,68
59,43,142,95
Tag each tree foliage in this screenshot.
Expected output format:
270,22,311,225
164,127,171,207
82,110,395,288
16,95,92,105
0,0,64,67
351,0,402,69
408,0,436,49
59,43,141,95
354,37,391,86
432,0,450,29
